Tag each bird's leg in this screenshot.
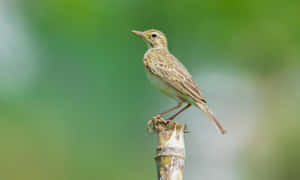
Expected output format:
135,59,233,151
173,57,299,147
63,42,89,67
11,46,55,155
155,102,183,118
167,104,191,120
148,103,182,128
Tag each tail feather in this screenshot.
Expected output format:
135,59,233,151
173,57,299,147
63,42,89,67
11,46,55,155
196,102,226,135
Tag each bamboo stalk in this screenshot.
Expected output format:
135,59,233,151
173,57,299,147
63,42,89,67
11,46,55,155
148,116,186,180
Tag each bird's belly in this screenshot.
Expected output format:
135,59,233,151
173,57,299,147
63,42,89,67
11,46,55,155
145,70,181,101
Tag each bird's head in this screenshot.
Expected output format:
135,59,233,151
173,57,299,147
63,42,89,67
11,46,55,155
132,29,168,49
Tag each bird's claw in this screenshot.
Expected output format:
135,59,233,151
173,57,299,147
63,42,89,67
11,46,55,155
147,115,172,133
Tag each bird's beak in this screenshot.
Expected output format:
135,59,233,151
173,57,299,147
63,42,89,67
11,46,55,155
132,30,146,39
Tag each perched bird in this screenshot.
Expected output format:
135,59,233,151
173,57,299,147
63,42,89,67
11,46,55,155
132,29,226,134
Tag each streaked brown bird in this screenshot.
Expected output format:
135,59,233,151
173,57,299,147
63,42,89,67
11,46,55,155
132,29,226,134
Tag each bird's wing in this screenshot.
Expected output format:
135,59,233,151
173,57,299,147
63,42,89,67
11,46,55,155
144,53,206,103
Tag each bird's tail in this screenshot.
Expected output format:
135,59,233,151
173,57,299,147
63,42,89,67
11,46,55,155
195,102,226,135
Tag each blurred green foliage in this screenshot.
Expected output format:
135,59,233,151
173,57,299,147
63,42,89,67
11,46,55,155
1,0,300,179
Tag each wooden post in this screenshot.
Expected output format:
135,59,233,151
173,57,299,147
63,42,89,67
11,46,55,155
148,116,186,180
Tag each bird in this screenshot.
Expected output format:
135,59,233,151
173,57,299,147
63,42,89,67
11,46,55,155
132,29,226,134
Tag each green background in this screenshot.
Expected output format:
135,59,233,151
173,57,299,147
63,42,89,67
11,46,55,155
1,0,299,179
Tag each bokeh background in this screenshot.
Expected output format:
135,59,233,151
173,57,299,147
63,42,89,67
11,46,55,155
1,0,300,179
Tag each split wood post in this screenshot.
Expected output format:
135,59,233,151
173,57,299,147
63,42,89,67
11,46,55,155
148,116,186,180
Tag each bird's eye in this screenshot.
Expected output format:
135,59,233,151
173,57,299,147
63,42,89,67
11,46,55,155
151,34,157,38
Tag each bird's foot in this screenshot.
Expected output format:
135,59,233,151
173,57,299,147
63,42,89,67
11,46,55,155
153,115,172,124
157,116,172,125
147,115,172,133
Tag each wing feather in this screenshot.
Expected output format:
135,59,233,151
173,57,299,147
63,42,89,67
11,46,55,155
144,52,206,103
